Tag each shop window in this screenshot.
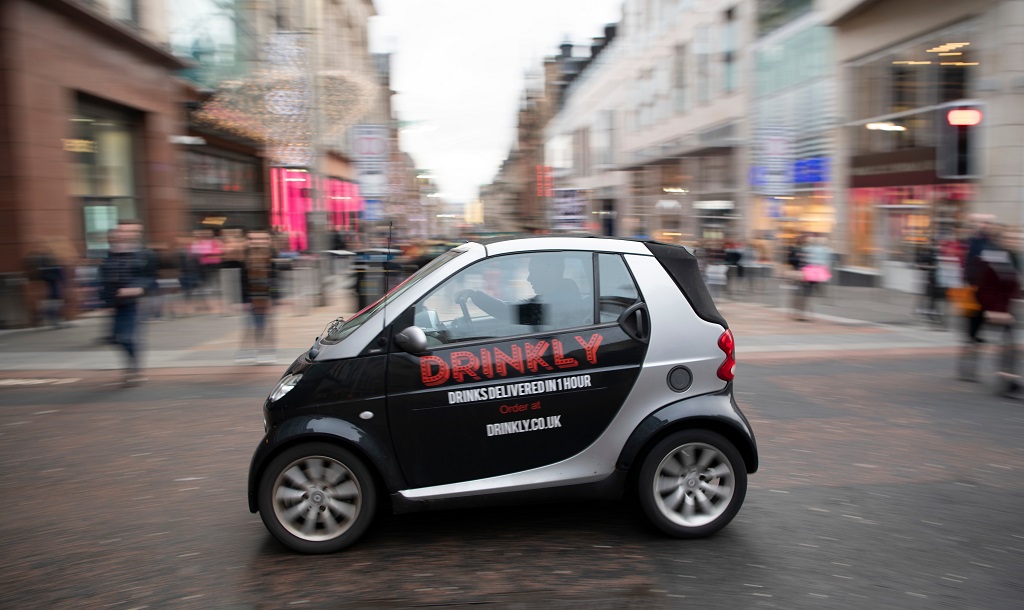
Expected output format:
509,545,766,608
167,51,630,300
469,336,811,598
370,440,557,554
673,44,688,113
695,26,711,104
68,99,140,252
721,8,738,94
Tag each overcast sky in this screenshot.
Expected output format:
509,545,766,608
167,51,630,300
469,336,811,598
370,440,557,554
370,0,625,205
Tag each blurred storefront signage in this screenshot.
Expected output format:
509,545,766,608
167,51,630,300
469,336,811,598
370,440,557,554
694,200,735,210
63,138,97,153
756,127,794,196
362,199,384,222
751,156,830,188
551,189,587,231
169,135,206,145
793,157,829,184
850,147,959,188
270,168,364,251
351,124,390,198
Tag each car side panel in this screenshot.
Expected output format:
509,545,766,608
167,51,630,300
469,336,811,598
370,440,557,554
247,413,405,513
616,386,759,474
386,325,647,488
396,254,729,502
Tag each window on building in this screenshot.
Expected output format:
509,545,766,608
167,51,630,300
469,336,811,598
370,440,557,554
573,128,592,178
673,44,688,113
186,151,260,193
592,110,616,168
69,97,141,256
756,0,813,37
722,8,738,93
695,26,711,104
109,0,139,25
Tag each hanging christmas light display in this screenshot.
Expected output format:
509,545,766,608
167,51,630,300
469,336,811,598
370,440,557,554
194,32,378,166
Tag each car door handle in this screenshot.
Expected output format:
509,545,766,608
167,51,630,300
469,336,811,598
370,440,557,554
619,302,649,344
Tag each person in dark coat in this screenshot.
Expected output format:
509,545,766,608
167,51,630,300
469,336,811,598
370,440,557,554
238,230,278,365
99,220,158,386
959,224,1020,395
26,244,66,328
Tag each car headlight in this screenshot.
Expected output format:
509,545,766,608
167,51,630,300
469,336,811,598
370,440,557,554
269,373,302,402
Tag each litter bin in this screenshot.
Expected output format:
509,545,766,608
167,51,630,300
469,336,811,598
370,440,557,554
0,272,30,329
353,248,402,310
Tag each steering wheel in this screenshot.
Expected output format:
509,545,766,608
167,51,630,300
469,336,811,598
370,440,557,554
455,292,474,332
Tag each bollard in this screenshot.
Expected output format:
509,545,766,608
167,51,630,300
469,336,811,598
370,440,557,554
220,267,242,316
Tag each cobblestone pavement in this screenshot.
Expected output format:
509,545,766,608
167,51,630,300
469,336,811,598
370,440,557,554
0,351,1022,608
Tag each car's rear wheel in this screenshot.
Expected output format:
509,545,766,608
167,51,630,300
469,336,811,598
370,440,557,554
257,442,376,554
638,429,746,538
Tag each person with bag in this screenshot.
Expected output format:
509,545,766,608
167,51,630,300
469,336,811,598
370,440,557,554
958,224,1020,394
787,235,809,320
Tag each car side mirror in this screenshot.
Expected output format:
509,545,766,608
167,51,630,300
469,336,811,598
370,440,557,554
395,325,427,354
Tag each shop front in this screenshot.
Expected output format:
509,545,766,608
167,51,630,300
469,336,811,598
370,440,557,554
68,96,145,258
185,147,265,233
270,168,364,252
847,147,972,290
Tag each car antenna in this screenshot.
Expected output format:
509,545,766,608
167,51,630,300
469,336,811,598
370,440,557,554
384,221,393,296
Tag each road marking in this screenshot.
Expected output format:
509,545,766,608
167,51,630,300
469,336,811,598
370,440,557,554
0,378,80,386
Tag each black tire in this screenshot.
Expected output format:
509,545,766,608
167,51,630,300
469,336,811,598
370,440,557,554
637,429,746,539
257,442,377,554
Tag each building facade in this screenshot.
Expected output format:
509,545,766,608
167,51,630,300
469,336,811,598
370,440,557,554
748,0,838,264
825,0,1024,287
540,0,755,247
0,0,189,326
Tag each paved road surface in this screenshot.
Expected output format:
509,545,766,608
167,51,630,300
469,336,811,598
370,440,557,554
1,347,1021,608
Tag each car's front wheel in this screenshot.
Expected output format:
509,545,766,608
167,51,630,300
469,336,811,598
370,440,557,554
638,429,746,538
257,442,376,554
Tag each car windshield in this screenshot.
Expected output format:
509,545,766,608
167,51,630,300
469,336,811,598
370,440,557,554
321,248,465,344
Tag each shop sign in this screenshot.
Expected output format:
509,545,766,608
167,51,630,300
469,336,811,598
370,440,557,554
756,127,794,196
793,157,829,184
551,189,587,231
63,138,97,153
362,199,384,222
350,125,389,163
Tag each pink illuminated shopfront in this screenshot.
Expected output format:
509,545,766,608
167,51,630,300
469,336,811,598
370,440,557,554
848,182,974,266
270,168,365,251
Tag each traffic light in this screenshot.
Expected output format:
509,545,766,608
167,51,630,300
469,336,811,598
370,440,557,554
937,102,983,179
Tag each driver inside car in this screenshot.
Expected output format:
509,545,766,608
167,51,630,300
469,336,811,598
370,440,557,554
454,254,586,330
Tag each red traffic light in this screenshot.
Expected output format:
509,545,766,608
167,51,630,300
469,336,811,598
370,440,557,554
947,108,982,126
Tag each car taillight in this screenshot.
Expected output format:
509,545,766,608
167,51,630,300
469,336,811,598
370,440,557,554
717,329,736,382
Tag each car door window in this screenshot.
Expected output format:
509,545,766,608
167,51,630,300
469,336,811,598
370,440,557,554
414,251,594,345
598,253,641,322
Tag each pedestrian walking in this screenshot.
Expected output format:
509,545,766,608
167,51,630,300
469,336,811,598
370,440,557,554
801,236,833,313
958,223,1020,395
175,234,201,316
237,230,278,365
25,242,66,328
913,238,944,325
787,235,809,320
99,220,158,386
723,241,743,298
703,240,728,300
190,229,222,312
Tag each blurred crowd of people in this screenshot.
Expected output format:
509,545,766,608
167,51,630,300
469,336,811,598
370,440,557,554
951,216,1021,396
692,216,1022,397
24,224,301,384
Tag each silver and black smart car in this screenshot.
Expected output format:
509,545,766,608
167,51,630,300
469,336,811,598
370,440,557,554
248,237,757,553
